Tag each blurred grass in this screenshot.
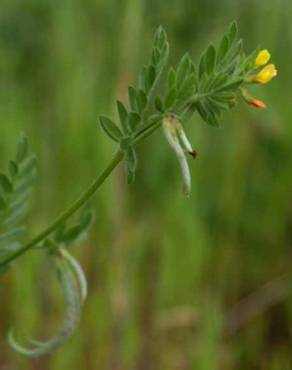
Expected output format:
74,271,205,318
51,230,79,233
1,0,292,369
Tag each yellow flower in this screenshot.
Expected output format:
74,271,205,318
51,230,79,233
253,64,277,84
255,49,271,67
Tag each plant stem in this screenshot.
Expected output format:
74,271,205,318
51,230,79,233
0,117,164,267
0,80,200,269
0,150,123,267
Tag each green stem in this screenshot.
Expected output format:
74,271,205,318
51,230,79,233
0,151,123,267
134,120,162,143
0,78,199,268
0,117,164,267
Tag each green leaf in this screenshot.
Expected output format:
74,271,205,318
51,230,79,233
19,155,37,176
228,21,238,45
212,92,236,104
136,90,148,114
0,227,26,245
205,97,221,116
0,134,37,264
205,45,216,75
99,116,122,142
138,65,148,90
198,51,207,79
196,101,208,121
61,225,83,244
53,206,94,246
207,96,229,112
0,195,6,210
128,112,141,132
176,53,191,88
220,39,243,71
125,147,138,184
0,174,13,193
240,48,260,73
4,202,29,227
167,67,177,90
154,26,163,47
54,223,67,243
117,100,128,133
177,73,195,101
14,172,36,194
207,113,220,127
197,101,220,127
165,87,177,109
128,86,138,111
8,161,18,178
208,73,228,91
214,78,243,93
146,65,156,93
159,43,169,66
217,35,229,64
0,242,21,262
201,73,218,93
16,134,28,163
8,191,32,214
79,206,94,231
151,47,160,66
156,26,167,49
148,113,163,125
154,96,164,113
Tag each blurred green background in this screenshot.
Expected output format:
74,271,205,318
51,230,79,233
1,0,292,369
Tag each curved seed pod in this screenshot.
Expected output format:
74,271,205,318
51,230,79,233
60,248,88,303
8,256,82,357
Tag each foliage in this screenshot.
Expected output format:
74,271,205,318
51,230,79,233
100,26,169,183
99,22,266,184
0,134,37,268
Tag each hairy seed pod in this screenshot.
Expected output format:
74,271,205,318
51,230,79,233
60,248,88,303
8,254,83,357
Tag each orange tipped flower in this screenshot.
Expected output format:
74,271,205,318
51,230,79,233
255,49,271,67
241,87,267,109
253,64,277,84
249,98,267,109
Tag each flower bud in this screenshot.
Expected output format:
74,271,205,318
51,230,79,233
255,49,271,67
241,87,267,109
249,98,267,109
